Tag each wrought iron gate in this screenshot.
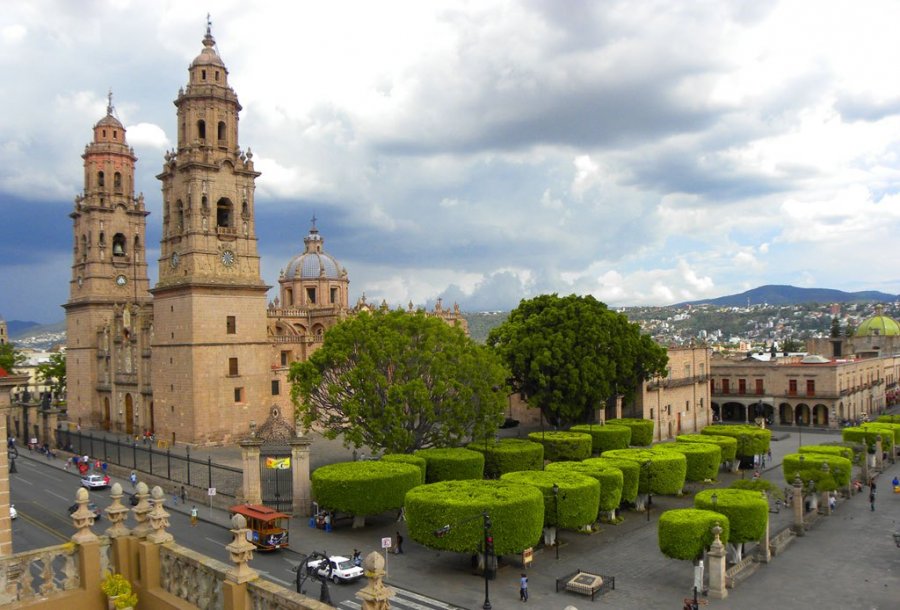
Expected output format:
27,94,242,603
260,449,293,513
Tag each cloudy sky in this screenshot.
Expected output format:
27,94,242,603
2,0,900,324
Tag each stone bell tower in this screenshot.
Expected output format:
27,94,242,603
151,20,270,445
64,93,152,432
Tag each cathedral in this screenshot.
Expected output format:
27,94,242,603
64,25,466,446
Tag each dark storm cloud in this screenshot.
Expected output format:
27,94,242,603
0,196,71,263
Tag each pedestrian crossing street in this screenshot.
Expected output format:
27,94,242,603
337,586,467,610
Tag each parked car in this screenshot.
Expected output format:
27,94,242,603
306,555,364,584
68,502,102,520
81,473,111,489
9,504,16,520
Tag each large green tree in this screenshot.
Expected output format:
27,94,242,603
36,352,66,397
0,342,25,373
487,294,668,426
290,310,509,453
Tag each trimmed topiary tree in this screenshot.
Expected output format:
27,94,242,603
381,454,427,485
783,453,852,491
730,478,784,503
694,488,768,563
656,442,721,482
584,457,640,505
658,508,730,560
527,431,593,461
798,445,853,462
501,470,600,546
860,422,900,448
414,447,485,482
467,438,544,478
569,424,631,453
600,448,687,496
701,424,771,459
311,461,422,527
842,427,894,454
405,480,545,556
677,433,737,463
610,418,654,446
545,461,624,520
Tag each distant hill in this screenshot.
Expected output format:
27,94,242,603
6,320,45,337
676,285,898,307
463,311,509,343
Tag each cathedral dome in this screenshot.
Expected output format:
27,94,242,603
95,113,123,129
855,305,900,337
191,24,225,68
283,222,345,280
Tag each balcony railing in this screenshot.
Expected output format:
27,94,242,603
0,542,83,604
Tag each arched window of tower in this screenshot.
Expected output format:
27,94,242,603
98,171,105,187
241,201,248,218
99,232,106,246
197,120,206,141
216,198,233,228
114,172,122,192
218,121,226,143
112,233,127,257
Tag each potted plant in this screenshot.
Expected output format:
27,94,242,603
101,572,138,610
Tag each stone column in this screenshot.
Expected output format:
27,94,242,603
130,482,153,539
861,445,870,486
71,487,100,544
146,486,174,544
238,438,264,505
614,394,623,420
226,513,258,584
792,474,804,536
356,551,395,610
290,435,313,517
706,523,728,600
757,493,771,563
874,436,883,471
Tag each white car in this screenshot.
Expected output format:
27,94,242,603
307,555,364,584
81,473,111,489
9,504,16,520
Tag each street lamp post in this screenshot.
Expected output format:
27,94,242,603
482,511,493,610
642,459,653,522
552,483,560,560
740,435,748,480
433,511,494,610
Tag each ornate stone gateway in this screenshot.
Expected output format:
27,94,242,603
255,407,295,513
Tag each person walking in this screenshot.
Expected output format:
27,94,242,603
869,489,876,511
190,505,199,526
172,487,179,505
395,532,404,554
180,485,187,504
130,471,137,488
519,573,528,602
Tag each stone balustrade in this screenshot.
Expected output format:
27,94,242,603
0,543,81,604
2,482,329,609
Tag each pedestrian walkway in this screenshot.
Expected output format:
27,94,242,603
337,585,466,610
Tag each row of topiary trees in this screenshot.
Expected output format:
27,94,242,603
311,419,779,561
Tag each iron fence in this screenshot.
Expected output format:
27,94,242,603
56,427,242,498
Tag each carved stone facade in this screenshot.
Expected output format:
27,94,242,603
64,25,468,446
